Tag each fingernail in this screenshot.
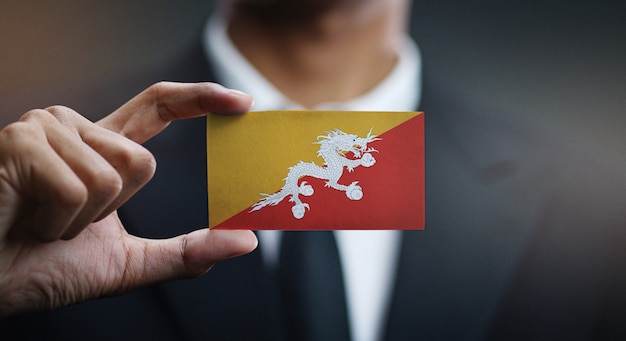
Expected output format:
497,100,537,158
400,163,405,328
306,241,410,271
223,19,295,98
227,88,249,97
227,89,254,110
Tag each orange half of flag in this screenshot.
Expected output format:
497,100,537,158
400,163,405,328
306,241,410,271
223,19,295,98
207,110,424,230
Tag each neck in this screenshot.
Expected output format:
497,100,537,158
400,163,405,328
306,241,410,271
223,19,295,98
228,1,409,108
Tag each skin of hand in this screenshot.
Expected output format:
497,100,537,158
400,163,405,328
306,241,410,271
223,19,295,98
0,82,258,316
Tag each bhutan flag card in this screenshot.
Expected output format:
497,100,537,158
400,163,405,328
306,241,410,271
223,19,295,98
207,110,424,230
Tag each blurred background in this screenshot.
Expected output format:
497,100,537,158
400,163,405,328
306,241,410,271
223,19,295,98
1,0,625,163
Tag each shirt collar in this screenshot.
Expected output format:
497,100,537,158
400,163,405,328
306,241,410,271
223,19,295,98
203,13,422,112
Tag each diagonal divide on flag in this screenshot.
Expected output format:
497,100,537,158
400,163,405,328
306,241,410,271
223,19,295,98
207,110,424,230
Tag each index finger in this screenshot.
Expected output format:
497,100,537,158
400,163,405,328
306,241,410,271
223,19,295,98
97,82,253,143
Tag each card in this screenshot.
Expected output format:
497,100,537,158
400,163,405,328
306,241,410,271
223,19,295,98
207,110,424,230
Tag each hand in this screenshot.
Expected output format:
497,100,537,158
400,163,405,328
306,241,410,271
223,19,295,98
0,82,258,316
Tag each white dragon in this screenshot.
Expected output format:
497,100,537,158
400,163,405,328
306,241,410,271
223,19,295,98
249,128,381,219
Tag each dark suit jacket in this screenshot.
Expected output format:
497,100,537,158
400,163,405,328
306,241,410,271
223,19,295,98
2,35,626,341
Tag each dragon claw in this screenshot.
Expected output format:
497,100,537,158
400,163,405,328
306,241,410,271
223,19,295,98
299,182,314,196
346,182,363,200
292,203,310,219
361,153,376,167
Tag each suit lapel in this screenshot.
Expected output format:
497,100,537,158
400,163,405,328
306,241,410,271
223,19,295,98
383,79,543,340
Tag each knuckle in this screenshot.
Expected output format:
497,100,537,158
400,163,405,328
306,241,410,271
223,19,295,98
148,81,176,122
132,147,158,181
44,105,72,116
58,181,89,210
197,82,226,99
0,121,30,140
116,144,157,183
0,122,45,153
18,106,81,128
18,108,54,123
150,81,171,92
89,167,124,199
147,81,175,104
44,105,80,124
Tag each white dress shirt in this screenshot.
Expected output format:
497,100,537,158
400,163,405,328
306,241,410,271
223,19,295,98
203,13,422,341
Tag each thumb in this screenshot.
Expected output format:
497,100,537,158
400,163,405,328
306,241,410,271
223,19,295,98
179,229,258,275
128,229,258,285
